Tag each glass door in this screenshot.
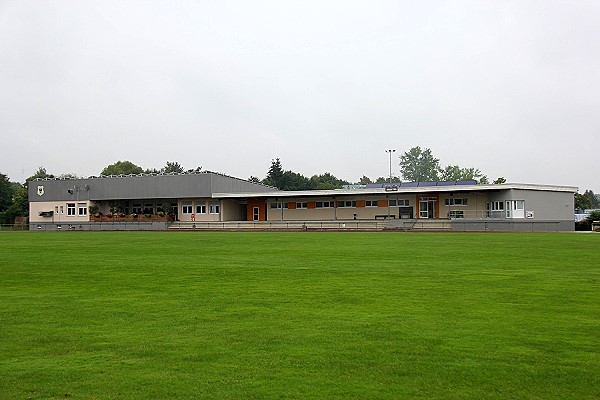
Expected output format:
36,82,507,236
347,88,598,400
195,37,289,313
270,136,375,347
419,198,437,218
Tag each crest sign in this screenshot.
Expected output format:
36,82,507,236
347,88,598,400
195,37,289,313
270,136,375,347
37,186,44,196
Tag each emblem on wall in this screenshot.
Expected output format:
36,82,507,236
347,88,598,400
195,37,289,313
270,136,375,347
37,185,44,196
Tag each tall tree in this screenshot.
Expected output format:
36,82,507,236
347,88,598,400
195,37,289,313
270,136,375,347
162,161,184,174
399,147,441,182
309,173,349,190
281,171,312,191
101,161,144,176
0,173,15,212
358,175,372,185
263,158,285,188
575,192,592,211
584,190,600,208
440,165,488,183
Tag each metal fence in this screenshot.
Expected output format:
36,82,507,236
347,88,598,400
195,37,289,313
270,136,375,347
168,220,390,231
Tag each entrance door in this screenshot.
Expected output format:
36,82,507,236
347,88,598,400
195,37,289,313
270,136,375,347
419,197,437,219
253,207,260,221
505,200,525,219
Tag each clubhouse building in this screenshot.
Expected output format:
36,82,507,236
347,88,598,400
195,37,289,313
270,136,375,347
28,171,577,231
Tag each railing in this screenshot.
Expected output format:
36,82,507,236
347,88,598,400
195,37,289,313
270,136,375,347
168,220,390,231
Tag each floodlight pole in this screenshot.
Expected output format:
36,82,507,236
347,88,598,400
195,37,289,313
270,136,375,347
385,149,396,183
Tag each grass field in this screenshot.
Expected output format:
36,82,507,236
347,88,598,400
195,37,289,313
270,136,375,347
0,231,599,399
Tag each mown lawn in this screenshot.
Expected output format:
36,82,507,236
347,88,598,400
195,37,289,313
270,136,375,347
0,231,598,399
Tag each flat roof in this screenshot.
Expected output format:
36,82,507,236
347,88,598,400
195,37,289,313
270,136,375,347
214,183,578,199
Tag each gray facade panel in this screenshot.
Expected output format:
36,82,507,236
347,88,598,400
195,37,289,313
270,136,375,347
29,173,276,202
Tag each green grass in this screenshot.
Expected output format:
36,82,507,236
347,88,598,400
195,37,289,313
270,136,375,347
0,231,599,399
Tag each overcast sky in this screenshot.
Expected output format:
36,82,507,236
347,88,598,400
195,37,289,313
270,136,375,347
1,1,598,190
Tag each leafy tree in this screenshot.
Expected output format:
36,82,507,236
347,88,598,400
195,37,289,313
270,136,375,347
375,177,388,184
0,173,15,212
575,192,593,211
358,176,372,185
440,165,488,183
584,190,600,208
309,173,349,190
493,177,507,184
186,166,202,173
28,166,54,183
248,176,261,183
101,161,144,176
57,173,80,179
587,210,600,222
163,161,184,174
399,147,441,182
280,171,312,191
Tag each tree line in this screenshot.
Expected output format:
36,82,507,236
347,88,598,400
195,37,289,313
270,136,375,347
2,147,598,224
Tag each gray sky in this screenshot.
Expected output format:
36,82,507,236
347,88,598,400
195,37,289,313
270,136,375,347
1,1,598,191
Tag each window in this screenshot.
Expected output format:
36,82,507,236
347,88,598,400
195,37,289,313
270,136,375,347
365,200,378,207
196,204,206,214
143,203,154,214
337,200,356,208
78,203,87,216
55,206,59,214
486,201,504,218
449,210,464,218
209,203,220,214
67,203,76,216
445,198,468,206
182,204,192,214
270,202,288,209
132,204,142,214
296,202,307,209
389,199,409,207
316,201,334,208
59,205,64,214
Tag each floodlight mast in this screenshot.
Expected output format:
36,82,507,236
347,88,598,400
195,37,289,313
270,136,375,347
385,149,396,183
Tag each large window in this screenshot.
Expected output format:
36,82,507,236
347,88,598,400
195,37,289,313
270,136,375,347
315,201,334,208
78,203,87,216
196,204,206,214
67,203,76,216
132,204,142,214
182,204,193,214
209,203,220,214
486,201,504,218
337,200,356,208
365,200,378,207
270,202,288,209
296,202,307,209
389,199,409,207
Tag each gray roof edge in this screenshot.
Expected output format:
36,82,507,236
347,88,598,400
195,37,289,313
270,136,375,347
33,170,278,190
213,182,578,198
